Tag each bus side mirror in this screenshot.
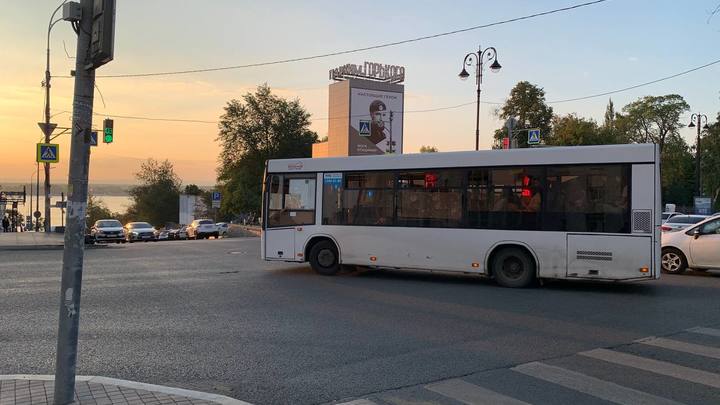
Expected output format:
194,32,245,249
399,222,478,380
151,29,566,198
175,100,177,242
693,229,701,239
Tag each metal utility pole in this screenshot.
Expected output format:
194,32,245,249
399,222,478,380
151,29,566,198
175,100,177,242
54,0,114,402
688,113,709,197
53,1,94,403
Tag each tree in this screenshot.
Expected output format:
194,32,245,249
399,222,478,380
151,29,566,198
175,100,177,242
127,159,182,226
86,195,114,228
183,184,203,195
620,95,689,151
217,85,318,216
661,133,695,206
701,113,720,210
494,81,554,148
419,145,438,153
603,98,616,129
548,114,602,146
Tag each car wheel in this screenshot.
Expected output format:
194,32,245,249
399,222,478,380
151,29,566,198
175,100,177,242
661,248,687,274
214,232,219,239
309,240,341,276
491,247,536,288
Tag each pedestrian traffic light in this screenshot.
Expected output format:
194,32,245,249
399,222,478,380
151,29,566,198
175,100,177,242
103,118,113,143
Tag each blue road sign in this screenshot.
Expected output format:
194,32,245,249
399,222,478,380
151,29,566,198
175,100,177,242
90,131,98,146
528,129,541,145
359,120,371,136
212,191,222,201
37,143,59,163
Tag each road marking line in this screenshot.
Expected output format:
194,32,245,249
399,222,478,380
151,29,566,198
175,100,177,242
687,327,720,338
334,400,378,405
425,378,531,405
580,348,720,389
512,362,683,405
638,337,720,360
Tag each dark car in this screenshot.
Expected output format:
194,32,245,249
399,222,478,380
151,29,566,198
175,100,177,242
124,222,157,242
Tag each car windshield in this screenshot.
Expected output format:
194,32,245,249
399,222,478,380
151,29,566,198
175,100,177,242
667,216,690,224
128,222,152,229
97,220,121,228
199,220,213,225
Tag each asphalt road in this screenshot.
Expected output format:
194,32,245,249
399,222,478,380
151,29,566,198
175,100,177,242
1,238,719,404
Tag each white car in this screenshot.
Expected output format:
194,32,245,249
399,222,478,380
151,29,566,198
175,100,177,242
661,216,720,274
187,219,219,240
216,222,229,237
660,214,708,232
661,211,681,223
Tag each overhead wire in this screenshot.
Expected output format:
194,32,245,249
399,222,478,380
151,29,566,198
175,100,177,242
90,56,720,125
51,0,607,79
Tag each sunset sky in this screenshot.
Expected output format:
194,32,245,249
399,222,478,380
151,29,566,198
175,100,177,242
1,0,718,186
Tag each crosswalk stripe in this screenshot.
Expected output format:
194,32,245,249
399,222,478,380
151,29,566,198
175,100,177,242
513,362,683,405
687,327,720,338
425,379,531,405
638,337,720,360
335,400,378,405
580,348,720,389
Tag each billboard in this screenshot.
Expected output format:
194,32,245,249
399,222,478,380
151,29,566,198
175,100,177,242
349,88,403,155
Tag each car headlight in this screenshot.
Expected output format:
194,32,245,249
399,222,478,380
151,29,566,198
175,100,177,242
131,231,138,236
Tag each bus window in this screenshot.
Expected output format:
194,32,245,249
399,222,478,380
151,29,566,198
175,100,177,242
267,175,316,228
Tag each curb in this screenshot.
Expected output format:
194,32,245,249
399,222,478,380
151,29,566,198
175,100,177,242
0,244,108,251
0,375,252,405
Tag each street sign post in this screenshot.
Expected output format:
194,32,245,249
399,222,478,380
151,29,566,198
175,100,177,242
37,143,60,163
212,191,221,209
528,129,541,145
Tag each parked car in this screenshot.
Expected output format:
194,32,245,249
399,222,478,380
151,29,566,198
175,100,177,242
124,222,157,242
168,226,188,240
187,219,218,239
660,215,709,232
154,229,170,241
661,216,720,274
661,211,681,223
90,219,126,244
216,222,229,237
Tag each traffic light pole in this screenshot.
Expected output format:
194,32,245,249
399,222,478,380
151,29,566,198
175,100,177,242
54,0,94,403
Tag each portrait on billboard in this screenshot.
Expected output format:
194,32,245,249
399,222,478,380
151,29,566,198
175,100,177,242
349,88,403,156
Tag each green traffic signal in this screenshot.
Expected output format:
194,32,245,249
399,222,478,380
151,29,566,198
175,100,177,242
103,118,114,143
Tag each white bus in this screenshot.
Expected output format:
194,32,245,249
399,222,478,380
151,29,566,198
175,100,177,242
261,144,661,288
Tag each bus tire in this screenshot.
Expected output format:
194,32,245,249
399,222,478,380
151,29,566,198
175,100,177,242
661,248,687,274
491,247,536,288
309,240,340,276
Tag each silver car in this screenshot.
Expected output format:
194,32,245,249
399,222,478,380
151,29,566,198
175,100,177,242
661,216,720,274
124,222,157,243
660,215,708,232
91,219,126,243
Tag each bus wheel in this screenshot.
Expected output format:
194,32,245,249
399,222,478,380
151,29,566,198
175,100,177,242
661,248,687,274
310,240,340,276
492,247,536,288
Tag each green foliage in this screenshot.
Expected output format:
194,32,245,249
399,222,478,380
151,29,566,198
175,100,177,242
494,81,554,147
661,134,695,206
183,184,203,195
419,145,438,153
127,159,182,227
620,95,689,151
86,195,114,228
701,114,720,210
216,85,318,216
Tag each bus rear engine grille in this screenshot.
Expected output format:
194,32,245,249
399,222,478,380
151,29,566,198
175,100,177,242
576,250,613,261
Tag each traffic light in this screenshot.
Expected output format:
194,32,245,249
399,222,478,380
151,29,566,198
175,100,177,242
103,118,113,143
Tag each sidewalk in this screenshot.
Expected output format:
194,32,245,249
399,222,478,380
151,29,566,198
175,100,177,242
0,232,64,251
0,375,250,405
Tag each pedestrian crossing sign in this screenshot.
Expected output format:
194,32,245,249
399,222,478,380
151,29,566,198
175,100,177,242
36,143,59,163
528,129,541,145
359,120,371,136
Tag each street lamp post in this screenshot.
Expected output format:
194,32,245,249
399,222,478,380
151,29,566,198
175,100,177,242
42,2,66,233
688,113,709,197
459,45,502,151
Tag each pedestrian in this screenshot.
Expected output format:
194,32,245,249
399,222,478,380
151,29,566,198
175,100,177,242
2,215,9,232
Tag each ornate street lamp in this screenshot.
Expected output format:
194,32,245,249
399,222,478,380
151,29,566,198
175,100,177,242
459,45,501,150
